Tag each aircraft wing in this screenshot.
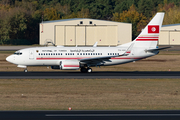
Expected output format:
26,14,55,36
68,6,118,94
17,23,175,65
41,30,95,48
79,42,134,63
79,55,119,62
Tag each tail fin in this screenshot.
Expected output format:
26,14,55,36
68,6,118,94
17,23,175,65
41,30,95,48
133,12,164,49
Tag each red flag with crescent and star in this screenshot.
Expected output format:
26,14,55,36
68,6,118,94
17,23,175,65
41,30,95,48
148,25,159,33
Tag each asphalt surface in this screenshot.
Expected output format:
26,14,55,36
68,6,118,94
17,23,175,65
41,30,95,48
0,71,180,79
1,110,180,120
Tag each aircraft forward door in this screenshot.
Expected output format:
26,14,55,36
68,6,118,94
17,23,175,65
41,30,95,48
29,50,34,59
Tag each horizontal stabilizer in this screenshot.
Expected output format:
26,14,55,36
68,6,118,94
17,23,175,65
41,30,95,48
145,46,172,52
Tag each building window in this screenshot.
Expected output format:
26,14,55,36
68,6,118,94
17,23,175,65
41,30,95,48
89,21,92,24
80,21,83,24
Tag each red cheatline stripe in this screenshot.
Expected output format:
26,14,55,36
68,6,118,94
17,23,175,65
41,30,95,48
136,39,158,41
111,57,142,59
126,51,131,53
36,58,82,60
64,65,79,67
138,37,158,38
36,57,143,60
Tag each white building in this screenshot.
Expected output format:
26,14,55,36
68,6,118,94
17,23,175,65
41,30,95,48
39,18,132,46
159,24,180,45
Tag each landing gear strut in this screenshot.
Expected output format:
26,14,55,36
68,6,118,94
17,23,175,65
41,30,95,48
80,67,92,73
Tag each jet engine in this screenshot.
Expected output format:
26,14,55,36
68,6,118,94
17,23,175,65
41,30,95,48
51,60,80,70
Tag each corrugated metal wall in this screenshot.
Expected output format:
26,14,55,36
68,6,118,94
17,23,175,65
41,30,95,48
159,31,180,45
55,25,117,46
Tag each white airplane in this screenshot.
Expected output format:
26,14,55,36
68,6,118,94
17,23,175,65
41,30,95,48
6,12,170,73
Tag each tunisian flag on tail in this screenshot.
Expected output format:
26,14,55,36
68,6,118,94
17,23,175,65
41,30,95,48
148,25,159,33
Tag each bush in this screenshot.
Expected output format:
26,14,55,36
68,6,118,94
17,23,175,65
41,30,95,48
1,39,32,45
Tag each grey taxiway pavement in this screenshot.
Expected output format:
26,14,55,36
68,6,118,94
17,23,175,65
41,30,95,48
1,110,180,120
0,71,179,79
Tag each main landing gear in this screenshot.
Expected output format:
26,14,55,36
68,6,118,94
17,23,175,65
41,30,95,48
24,69,28,72
80,67,92,73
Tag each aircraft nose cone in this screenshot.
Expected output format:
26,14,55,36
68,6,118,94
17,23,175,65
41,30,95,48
6,56,12,63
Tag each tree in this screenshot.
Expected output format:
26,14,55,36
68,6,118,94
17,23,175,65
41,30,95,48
88,0,113,19
0,7,29,44
158,3,180,25
112,4,148,40
77,8,90,18
43,8,60,20
114,0,139,13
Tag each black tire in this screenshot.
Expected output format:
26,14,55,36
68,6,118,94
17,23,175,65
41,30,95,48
87,68,92,73
80,67,87,73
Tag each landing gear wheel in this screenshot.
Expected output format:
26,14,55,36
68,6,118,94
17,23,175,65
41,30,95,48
87,68,92,73
80,67,87,73
24,69,28,72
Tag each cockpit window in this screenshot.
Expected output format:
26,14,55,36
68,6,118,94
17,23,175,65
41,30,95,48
14,52,22,55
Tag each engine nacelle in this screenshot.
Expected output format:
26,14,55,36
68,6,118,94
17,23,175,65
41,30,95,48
61,60,80,70
51,60,80,70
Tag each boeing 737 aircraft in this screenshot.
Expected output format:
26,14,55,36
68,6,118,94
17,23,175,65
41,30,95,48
6,12,169,73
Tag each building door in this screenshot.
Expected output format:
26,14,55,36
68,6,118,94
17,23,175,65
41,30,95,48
76,26,85,46
56,26,65,46
170,31,180,45
65,26,76,46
